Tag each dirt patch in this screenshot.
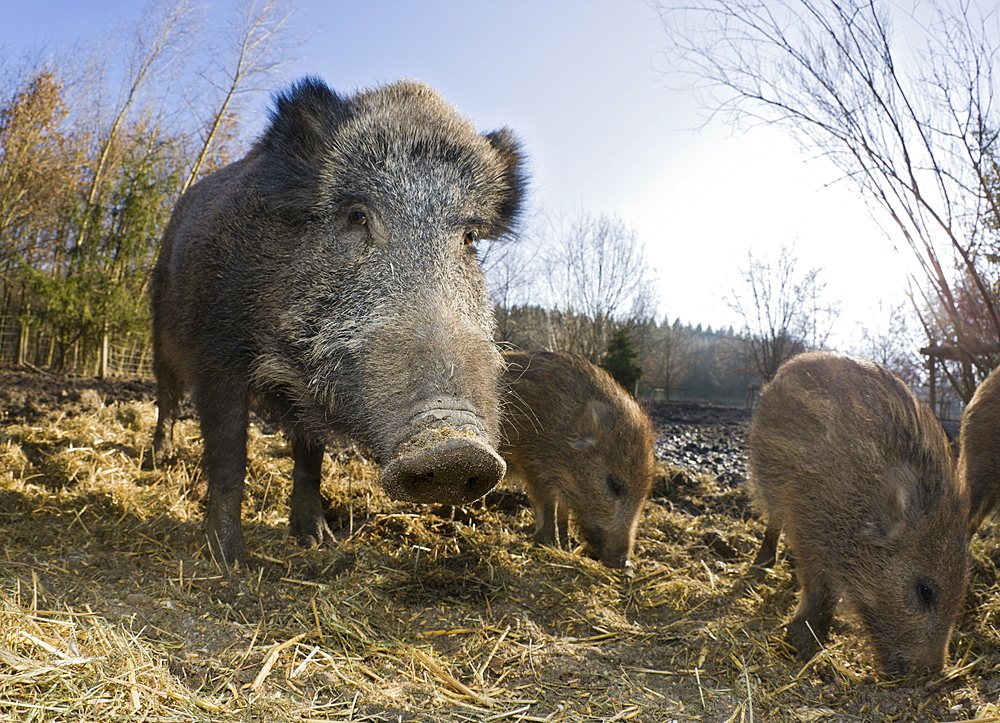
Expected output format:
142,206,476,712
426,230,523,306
0,367,155,425
0,369,998,722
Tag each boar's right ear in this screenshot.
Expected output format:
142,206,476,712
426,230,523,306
483,128,528,236
258,77,351,222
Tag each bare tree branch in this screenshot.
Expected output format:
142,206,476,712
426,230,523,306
662,0,1000,377
78,0,197,250
725,243,839,381
543,212,659,360
180,0,299,193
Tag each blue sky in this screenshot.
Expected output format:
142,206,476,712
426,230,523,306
3,0,910,340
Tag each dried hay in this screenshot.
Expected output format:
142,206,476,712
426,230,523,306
0,389,998,722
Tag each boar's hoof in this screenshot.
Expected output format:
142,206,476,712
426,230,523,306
381,438,505,505
289,505,335,549
206,493,247,570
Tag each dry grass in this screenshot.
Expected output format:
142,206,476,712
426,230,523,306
1,392,999,722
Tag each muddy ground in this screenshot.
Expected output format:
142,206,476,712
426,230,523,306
0,369,998,722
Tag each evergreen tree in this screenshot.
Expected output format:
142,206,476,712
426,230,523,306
601,326,641,395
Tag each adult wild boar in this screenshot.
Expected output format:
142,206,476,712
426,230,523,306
152,77,526,566
500,351,655,569
958,365,1000,533
749,352,969,677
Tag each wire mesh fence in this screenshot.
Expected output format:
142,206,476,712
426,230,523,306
0,315,975,421
0,316,153,378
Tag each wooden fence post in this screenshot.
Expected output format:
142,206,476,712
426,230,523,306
100,327,109,379
17,320,29,366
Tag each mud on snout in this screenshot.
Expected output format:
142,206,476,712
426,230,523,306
378,400,505,505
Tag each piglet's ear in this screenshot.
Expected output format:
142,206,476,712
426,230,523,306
568,401,610,451
878,466,919,541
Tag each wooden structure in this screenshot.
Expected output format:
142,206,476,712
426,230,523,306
919,340,1000,414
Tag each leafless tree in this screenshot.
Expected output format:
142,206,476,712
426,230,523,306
180,0,299,193
542,212,658,360
480,208,543,309
77,0,198,250
481,235,543,347
726,244,839,382
661,0,1000,379
911,266,998,402
643,317,693,399
854,298,924,385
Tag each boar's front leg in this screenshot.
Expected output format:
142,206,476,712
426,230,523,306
197,374,249,568
152,354,182,463
288,435,333,547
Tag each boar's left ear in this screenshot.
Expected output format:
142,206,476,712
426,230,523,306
568,401,610,450
483,128,528,235
258,76,352,222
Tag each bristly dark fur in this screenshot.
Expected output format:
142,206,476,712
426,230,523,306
252,77,351,224
483,128,528,238
252,77,527,235
151,76,528,566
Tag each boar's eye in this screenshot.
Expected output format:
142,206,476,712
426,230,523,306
463,230,478,245
347,209,367,226
915,580,935,608
607,475,624,498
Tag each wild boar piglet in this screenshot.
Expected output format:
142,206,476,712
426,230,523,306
958,364,1000,534
749,351,969,677
501,351,655,569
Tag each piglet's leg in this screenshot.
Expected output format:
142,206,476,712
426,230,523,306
525,476,560,547
752,522,781,568
555,499,571,550
787,564,836,661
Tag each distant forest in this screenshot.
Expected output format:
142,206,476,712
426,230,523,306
494,305,752,404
